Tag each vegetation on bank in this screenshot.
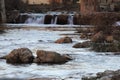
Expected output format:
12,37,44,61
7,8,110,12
76,12,120,52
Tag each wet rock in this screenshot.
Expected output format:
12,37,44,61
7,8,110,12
34,50,72,64
82,76,97,80
80,33,87,39
82,70,120,80
113,52,120,55
0,55,7,59
6,48,34,64
0,30,6,34
55,37,72,44
80,33,92,39
16,15,29,23
73,41,91,48
97,70,115,78
57,15,68,24
44,15,53,24
111,74,120,80
73,14,80,25
7,10,20,23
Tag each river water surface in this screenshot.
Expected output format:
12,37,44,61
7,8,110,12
0,25,120,80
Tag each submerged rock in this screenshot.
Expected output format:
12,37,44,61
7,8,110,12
5,48,34,64
34,50,72,64
55,37,72,44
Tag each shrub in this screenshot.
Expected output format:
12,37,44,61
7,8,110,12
91,13,117,35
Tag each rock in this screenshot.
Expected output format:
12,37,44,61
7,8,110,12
73,14,80,25
6,48,34,64
97,70,114,78
99,76,111,80
111,74,120,80
82,69,120,80
80,33,87,39
34,50,72,64
57,15,68,24
80,33,93,39
55,37,72,44
82,76,97,80
17,15,29,23
113,52,120,55
91,31,105,43
7,10,20,23
0,55,7,59
73,41,91,48
44,15,53,24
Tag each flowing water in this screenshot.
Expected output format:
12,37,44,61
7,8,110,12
0,25,120,80
21,13,75,25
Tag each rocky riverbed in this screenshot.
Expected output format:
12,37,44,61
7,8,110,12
0,25,120,80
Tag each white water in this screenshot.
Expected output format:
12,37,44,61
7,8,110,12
23,13,74,25
0,26,120,80
25,15,45,24
54,16,58,24
68,15,74,25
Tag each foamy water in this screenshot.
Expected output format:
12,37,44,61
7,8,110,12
0,27,120,80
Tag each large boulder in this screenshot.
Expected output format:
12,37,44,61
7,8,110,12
34,50,72,64
6,48,34,64
73,41,91,48
55,37,72,44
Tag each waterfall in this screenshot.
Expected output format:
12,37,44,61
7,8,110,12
24,13,75,25
25,17,33,23
25,14,45,24
68,15,74,25
54,15,58,24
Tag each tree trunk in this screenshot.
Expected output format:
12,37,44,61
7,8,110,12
0,0,6,23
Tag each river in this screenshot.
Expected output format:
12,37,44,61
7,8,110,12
0,25,120,80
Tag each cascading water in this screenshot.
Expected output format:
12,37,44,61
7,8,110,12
68,15,74,25
54,16,58,24
25,15,45,24
24,13,74,25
